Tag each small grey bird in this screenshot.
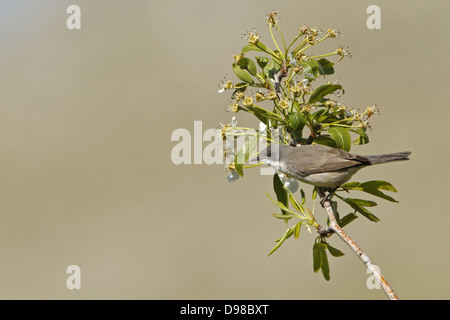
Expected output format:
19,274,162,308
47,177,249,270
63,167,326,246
257,144,411,188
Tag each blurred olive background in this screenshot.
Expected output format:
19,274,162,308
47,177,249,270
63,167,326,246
0,0,448,300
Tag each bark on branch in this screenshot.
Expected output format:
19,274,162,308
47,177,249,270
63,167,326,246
319,189,399,300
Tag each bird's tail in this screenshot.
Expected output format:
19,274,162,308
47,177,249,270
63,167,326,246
364,151,411,165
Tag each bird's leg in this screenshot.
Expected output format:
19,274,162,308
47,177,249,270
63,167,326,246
319,186,339,207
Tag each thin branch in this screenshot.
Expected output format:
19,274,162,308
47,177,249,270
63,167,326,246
318,189,399,300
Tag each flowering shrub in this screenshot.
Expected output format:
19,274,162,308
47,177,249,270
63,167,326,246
217,11,399,281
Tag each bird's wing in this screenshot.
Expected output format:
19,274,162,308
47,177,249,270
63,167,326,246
285,145,371,175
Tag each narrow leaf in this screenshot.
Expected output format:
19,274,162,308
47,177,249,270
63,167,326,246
272,213,295,220
342,180,398,203
343,198,380,222
294,221,302,239
362,191,397,203
347,198,378,207
311,109,327,122
319,243,330,281
326,243,345,257
268,226,295,256
339,213,358,227
360,180,398,192
342,180,397,192
308,84,343,104
312,187,318,201
274,173,289,215
266,193,295,215
287,190,304,213
247,105,285,122
313,242,321,273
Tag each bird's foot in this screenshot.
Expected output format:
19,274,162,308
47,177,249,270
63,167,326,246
319,186,338,207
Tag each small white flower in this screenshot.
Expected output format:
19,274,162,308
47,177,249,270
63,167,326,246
242,28,260,44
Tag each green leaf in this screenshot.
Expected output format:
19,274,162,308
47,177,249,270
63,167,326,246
319,113,340,124
237,57,257,76
317,58,335,75
343,198,380,222
272,213,295,220
233,83,249,90
311,109,327,122
319,243,330,281
247,109,268,125
232,63,254,84
341,181,361,189
294,221,302,239
241,44,262,54
339,213,358,227
362,190,397,203
326,243,345,257
361,180,398,192
300,189,306,205
241,42,268,54
247,105,285,122
263,58,282,81
286,189,304,213
313,242,321,273
312,187,318,201
328,127,351,151
255,56,269,69
350,128,369,145
287,111,307,140
342,180,398,203
271,200,294,215
235,137,258,177
313,135,338,148
268,226,295,256
346,198,378,207
300,60,321,79
257,71,267,82
308,84,343,104
274,173,289,216
267,193,295,215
